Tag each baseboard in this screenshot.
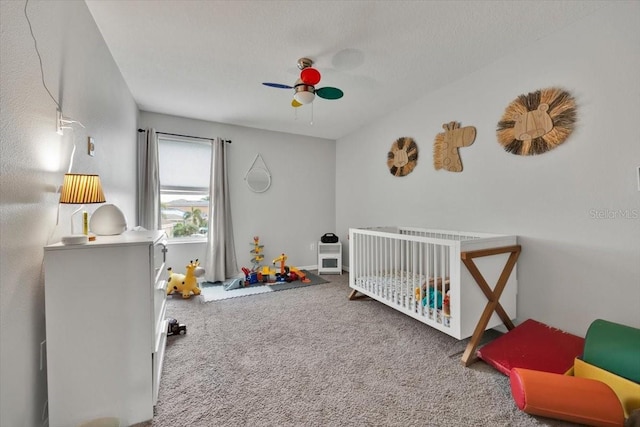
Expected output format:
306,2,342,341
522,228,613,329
299,264,349,273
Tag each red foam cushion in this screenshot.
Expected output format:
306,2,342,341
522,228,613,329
477,319,585,376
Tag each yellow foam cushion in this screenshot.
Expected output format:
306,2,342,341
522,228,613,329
573,357,640,418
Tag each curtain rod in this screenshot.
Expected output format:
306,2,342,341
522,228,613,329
137,128,231,143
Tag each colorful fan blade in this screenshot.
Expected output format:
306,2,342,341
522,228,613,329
316,87,344,100
300,67,321,85
291,99,302,108
262,82,293,89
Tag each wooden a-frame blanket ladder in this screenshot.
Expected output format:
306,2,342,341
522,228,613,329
459,244,521,366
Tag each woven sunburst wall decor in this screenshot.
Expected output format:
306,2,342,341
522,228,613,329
387,137,418,177
496,87,577,155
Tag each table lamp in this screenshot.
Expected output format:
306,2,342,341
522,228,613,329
59,173,106,244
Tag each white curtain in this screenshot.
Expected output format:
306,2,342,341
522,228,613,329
205,138,239,282
137,128,161,230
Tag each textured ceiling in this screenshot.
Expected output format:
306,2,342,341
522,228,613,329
85,0,607,140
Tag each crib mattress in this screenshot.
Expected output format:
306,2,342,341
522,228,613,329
355,274,450,327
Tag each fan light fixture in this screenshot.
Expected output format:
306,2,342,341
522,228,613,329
293,84,315,104
262,57,344,109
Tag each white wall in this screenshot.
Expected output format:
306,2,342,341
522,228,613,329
0,1,138,425
139,112,337,273
336,1,640,337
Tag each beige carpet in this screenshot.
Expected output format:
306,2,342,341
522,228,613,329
140,272,578,427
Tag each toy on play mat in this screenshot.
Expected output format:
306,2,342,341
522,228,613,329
250,236,265,272
166,259,203,298
271,253,310,284
247,235,275,283
223,277,245,291
237,249,310,287
241,267,260,285
239,253,310,285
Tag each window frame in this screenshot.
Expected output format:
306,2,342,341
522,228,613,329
158,136,211,241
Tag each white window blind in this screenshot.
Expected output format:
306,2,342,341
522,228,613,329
158,137,211,191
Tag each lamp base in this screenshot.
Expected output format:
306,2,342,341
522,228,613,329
61,234,88,245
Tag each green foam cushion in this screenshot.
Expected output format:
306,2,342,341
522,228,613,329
583,319,640,384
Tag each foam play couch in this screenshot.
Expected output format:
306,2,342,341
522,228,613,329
508,319,640,427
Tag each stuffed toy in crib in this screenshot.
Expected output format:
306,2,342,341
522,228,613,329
414,286,444,309
166,259,202,298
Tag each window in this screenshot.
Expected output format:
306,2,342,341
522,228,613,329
158,136,211,239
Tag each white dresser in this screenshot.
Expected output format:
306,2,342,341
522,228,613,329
44,230,168,427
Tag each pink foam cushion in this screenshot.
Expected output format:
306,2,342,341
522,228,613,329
477,319,585,376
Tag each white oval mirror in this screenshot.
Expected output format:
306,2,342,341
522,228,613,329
246,167,271,193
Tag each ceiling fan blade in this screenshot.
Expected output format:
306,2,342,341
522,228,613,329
300,67,321,85
262,82,293,89
291,99,302,108
316,87,344,100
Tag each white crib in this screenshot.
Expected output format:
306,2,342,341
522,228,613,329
348,226,521,365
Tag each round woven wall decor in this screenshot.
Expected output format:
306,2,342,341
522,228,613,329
496,87,577,156
387,137,418,177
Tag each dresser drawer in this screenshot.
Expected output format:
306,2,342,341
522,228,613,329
152,240,168,404
154,280,167,343
153,318,168,404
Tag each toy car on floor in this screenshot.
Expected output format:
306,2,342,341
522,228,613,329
167,318,187,336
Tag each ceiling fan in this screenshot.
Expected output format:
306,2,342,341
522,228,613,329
262,57,344,107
